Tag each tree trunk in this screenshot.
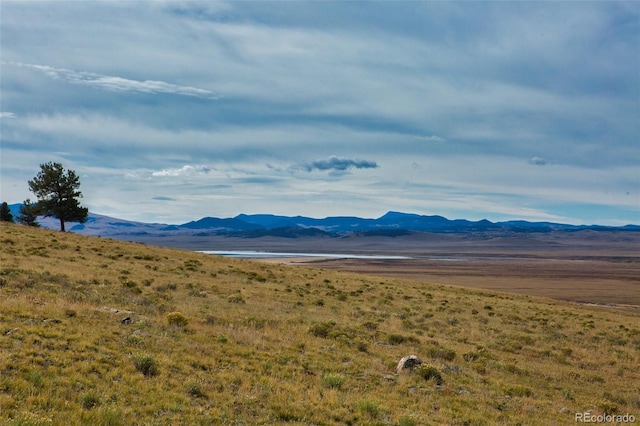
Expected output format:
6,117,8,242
60,218,65,232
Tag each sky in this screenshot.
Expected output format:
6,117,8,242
1,1,638,226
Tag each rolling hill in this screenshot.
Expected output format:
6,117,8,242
0,221,638,424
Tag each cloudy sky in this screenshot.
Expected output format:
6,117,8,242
1,1,638,225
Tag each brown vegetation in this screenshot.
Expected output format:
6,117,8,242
1,222,639,425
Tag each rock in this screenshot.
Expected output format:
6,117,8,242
43,318,62,324
396,355,423,374
121,317,133,325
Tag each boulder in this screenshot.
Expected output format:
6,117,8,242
396,355,423,374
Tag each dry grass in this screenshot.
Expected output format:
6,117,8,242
1,222,639,425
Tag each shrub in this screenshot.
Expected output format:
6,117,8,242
505,385,533,397
388,334,406,345
426,346,457,361
416,364,443,385
399,417,417,426
166,311,189,328
247,271,267,282
186,381,206,398
462,352,477,362
361,321,378,331
121,279,135,288
355,339,369,353
446,316,459,326
387,334,419,345
597,399,619,415
227,295,246,304
273,407,303,422
323,373,345,389
358,400,381,418
309,321,336,338
126,335,144,347
81,392,100,409
132,354,158,377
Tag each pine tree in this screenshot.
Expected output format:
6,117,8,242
17,199,41,227
0,202,14,222
28,162,88,231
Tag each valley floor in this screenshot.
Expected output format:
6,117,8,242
288,256,640,313
130,230,640,312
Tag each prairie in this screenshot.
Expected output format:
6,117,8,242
0,222,639,425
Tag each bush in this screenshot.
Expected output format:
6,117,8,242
505,385,533,397
186,381,206,398
399,417,417,426
361,321,378,331
126,335,144,347
387,334,419,345
355,339,369,353
81,392,100,409
133,354,158,377
597,399,619,415
274,407,303,422
388,334,406,345
426,346,456,361
323,373,345,389
227,295,246,304
358,400,381,418
309,321,336,338
166,311,189,328
416,364,443,385
463,351,481,362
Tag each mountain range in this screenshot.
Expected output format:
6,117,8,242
7,203,639,238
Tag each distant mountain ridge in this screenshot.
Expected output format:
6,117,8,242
7,203,639,237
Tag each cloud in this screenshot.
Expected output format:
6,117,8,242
295,156,379,173
5,62,221,99
529,157,549,166
414,135,446,143
1,2,637,225
151,165,212,177
152,196,176,201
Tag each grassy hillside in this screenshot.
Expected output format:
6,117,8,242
1,222,638,425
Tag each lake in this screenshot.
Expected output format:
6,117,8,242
199,250,411,260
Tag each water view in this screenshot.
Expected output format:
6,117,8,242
200,250,411,260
